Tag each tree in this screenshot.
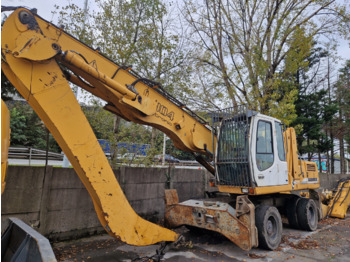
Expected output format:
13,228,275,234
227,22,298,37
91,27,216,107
291,45,336,171
9,107,27,145
53,0,194,161
1,71,18,101
7,102,60,152
53,0,192,97
81,100,165,167
183,0,349,124
334,60,350,173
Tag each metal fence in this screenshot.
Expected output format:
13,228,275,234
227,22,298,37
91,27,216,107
7,147,201,168
8,147,63,163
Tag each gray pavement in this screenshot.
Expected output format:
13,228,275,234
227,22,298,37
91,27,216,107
52,214,350,262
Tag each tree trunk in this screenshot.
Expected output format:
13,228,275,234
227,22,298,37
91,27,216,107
338,95,345,174
113,115,121,134
318,151,322,173
330,128,334,174
327,57,334,174
340,137,345,174
307,137,311,161
111,115,121,168
326,130,330,174
151,127,156,148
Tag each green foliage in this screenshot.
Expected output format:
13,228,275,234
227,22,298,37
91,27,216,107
52,0,194,162
290,43,338,158
1,71,18,101
9,108,27,144
166,139,195,161
82,101,115,140
53,0,192,96
8,102,60,152
293,89,334,157
81,100,167,167
335,60,350,154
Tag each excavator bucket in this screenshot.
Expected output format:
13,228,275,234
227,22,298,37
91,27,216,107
1,8,178,246
327,178,350,219
2,218,57,262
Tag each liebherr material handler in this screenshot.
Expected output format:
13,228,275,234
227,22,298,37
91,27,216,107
2,7,340,253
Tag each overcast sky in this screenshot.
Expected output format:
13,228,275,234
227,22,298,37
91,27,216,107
2,0,350,68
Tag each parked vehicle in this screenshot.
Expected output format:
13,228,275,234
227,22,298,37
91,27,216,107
121,153,145,161
155,154,180,163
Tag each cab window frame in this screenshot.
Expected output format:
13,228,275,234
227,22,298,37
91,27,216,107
256,120,274,171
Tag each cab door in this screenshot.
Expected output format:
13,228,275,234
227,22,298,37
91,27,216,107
251,115,288,186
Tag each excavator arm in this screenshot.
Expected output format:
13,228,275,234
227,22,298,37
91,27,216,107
1,8,215,246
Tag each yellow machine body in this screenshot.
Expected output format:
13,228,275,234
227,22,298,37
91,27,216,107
1,8,325,249
327,179,350,219
1,100,11,194
2,8,180,246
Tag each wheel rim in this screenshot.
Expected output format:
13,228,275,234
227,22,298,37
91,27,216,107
308,205,316,227
267,216,277,240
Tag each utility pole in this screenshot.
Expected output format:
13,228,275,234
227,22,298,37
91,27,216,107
79,0,89,40
327,57,335,174
162,133,166,166
82,0,88,33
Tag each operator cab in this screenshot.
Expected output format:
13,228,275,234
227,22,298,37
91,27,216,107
213,106,289,189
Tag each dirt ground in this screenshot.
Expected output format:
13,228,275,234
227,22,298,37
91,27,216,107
52,212,350,262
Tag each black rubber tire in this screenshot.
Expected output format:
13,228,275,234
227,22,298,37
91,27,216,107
286,196,300,229
296,198,318,231
255,205,283,250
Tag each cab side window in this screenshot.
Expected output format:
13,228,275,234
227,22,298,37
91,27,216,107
275,122,286,161
256,121,274,171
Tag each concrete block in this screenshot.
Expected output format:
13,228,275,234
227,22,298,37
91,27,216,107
1,188,42,213
113,168,122,182
124,167,166,183
1,212,40,234
47,188,93,211
124,183,165,201
172,182,204,202
4,166,45,190
47,226,105,241
45,208,100,233
172,169,203,182
1,166,210,240
130,198,165,220
318,173,348,189
50,168,84,189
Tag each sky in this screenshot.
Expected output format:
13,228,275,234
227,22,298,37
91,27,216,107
2,0,349,67
2,0,88,20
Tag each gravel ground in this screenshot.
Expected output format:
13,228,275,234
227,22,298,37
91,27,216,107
52,212,350,262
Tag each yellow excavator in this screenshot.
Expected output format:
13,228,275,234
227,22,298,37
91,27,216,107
1,7,349,257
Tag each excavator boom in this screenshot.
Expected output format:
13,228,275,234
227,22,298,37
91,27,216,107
1,7,216,246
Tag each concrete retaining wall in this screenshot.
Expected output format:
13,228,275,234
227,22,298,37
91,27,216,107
318,173,349,189
1,166,348,241
1,166,207,240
